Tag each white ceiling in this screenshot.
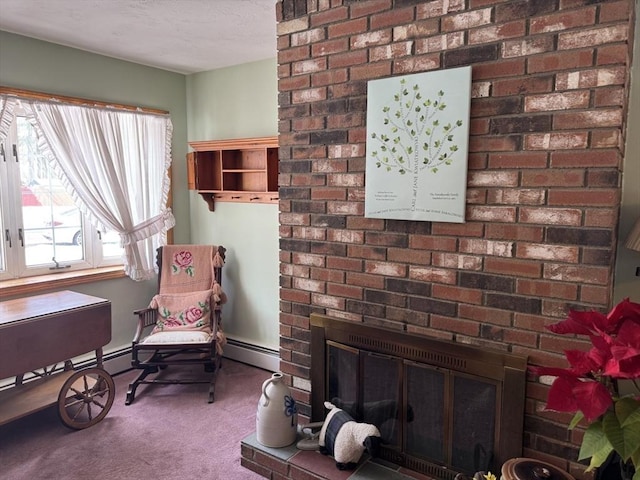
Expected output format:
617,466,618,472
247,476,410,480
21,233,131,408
0,0,278,74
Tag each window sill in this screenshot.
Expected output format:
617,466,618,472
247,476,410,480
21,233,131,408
0,266,127,298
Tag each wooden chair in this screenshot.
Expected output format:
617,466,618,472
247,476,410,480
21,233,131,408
125,245,227,405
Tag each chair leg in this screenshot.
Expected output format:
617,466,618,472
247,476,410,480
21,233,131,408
208,363,219,403
206,354,224,403
125,366,158,405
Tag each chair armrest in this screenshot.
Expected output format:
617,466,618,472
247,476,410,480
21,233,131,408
132,307,157,343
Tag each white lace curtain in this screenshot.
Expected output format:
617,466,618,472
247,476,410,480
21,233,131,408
0,94,175,281
0,96,16,141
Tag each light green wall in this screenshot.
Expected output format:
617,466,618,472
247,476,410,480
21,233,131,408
614,28,640,303
186,59,280,351
187,58,278,140
0,31,189,353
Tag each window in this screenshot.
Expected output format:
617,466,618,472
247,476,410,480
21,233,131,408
0,111,124,280
0,88,174,283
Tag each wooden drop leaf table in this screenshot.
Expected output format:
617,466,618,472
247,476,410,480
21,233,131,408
0,290,114,429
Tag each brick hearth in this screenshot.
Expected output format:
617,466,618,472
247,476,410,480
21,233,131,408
241,432,436,480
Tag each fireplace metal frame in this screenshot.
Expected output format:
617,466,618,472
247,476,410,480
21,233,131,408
310,313,528,479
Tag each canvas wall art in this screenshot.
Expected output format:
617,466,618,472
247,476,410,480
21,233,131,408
365,66,472,222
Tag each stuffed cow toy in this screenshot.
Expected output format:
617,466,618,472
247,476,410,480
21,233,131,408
318,401,382,470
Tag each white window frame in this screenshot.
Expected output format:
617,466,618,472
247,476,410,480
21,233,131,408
0,111,123,281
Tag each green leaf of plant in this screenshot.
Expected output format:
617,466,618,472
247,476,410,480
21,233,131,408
603,410,626,456
586,443,614,472
569,411,585,430
618,397,640,427
631,445,640,471
604,407,640,461
579,420,611,461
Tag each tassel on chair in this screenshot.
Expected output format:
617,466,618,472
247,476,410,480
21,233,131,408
216,330,227,355
212,281,227,305
148,296,160,309
213,251,224,268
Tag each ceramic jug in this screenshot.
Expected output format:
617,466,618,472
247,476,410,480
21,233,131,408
256,372,298,447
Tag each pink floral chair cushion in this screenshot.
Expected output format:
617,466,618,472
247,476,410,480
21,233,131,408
148,289,213,335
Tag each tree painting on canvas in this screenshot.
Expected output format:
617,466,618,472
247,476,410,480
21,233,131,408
365,66,471,222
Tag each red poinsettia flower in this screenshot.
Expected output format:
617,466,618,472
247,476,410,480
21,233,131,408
530,298,640,422
547,298,640,337
568,349,596,371
531,367,613,421
531,299,640,474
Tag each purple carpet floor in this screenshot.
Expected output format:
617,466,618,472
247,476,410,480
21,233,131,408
0,359,269,480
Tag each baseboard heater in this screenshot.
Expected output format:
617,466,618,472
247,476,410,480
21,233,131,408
103,340,279,373
0,346,133,392
224,338,279,372
1,339,279,393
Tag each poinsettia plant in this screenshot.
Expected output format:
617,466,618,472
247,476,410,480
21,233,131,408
530,298,640,480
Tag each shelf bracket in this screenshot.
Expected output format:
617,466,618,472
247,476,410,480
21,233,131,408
199,193,215,212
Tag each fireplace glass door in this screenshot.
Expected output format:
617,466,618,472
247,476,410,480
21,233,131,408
406,362,445,463
326,341,499,474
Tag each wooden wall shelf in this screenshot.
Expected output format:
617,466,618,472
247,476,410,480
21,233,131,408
187,136,278,211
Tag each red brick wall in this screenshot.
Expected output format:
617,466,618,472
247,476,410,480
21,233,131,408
275,1,635,478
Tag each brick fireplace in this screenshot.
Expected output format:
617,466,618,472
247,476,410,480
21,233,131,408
273,1,635,479
309,313,528,479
